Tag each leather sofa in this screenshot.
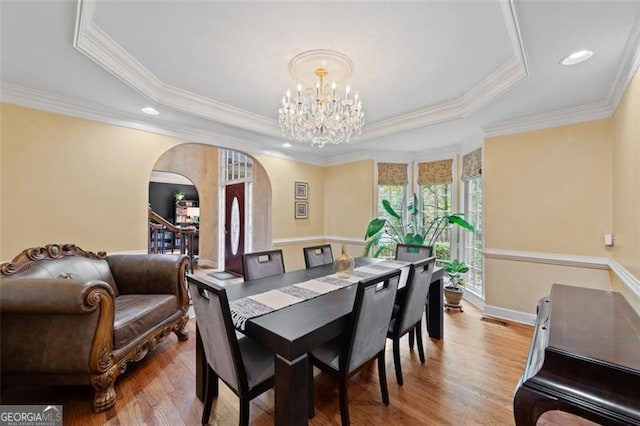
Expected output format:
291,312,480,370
0,243,190,412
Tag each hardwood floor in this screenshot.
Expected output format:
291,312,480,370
0,303,587,425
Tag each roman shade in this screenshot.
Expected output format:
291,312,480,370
377,163,408,185
462,148,482,181
417,159,453,185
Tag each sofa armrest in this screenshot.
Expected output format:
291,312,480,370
0,278,116,375
0,278,115,314
106,254,189,311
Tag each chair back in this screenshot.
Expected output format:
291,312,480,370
303,244,334,269
395,257,435,336
344,269,400,373
242,249,285,281
395,244,433,262
187,277,245,393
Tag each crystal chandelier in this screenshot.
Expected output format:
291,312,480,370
278,50,365,147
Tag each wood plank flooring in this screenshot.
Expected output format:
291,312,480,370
0,302,589,425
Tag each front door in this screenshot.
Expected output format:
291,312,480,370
224,182,245,275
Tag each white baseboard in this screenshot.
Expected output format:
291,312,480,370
462,290,485,311
483,304,537,326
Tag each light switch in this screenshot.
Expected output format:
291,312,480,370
604,234,614,246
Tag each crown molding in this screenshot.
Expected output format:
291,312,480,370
0,81,326,166
73,0,281,138
462,57,527,116
482,101,613,138
607,9,640,108
73,0,528,143
483,6,640,138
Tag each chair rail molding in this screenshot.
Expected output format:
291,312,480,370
272,236,366,247
608,259,640,299
483,248,610,269
484,248,640,300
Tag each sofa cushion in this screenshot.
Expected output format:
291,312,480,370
10,257,119,296
113,294,178,349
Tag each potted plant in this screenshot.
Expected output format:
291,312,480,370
443,259,469,311
363,193,474,258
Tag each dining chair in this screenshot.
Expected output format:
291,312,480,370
303,244,334,269
188,278,275,426
387,256,436,385
395,243,433,262
308,269,401,426
241,249,285,281
394,243,433,349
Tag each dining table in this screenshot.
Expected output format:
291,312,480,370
188,257,444,426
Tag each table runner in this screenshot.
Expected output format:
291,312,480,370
230,259,409,330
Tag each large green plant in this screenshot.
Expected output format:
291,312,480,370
364,193,474,258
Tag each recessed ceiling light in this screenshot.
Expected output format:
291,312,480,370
561,50,594,66
141,106,159,115
282,142,292,148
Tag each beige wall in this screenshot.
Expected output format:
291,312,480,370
611,67,640,290
0,104,183,259
252,155,325,270
484,119,614,314
485,259,611,314
485,120,613,256
324,160,375,239
153,144,219,265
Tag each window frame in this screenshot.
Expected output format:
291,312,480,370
462,174,483,298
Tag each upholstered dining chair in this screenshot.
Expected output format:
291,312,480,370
188,277,275,426
242,249,285,281
387,256,436,385
395,243,433,262
394,243,433,349
308,269,401,426
303,244,334,269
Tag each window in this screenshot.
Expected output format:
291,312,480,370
222,150,252,183
376,163,409,258
377,184,406,219
461,148,483,297
417,159,454,261
420,182,453,260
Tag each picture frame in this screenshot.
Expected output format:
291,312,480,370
294,181,308,199
295,201,308,219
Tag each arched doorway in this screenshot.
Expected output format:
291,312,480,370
150,143,272,272
148,171,199,256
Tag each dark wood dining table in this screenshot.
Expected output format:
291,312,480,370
188,257,444,426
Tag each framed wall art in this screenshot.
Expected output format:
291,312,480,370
295,201,308,219
295,181,308,199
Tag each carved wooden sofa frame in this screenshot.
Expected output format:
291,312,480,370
0,244,190,412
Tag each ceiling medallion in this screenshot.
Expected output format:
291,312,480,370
278,49,365,147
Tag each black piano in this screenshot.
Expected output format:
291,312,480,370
514,284,640,425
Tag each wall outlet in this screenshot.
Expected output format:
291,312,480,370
604,234,614,246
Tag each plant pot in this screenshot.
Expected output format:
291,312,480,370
444,286,464,312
